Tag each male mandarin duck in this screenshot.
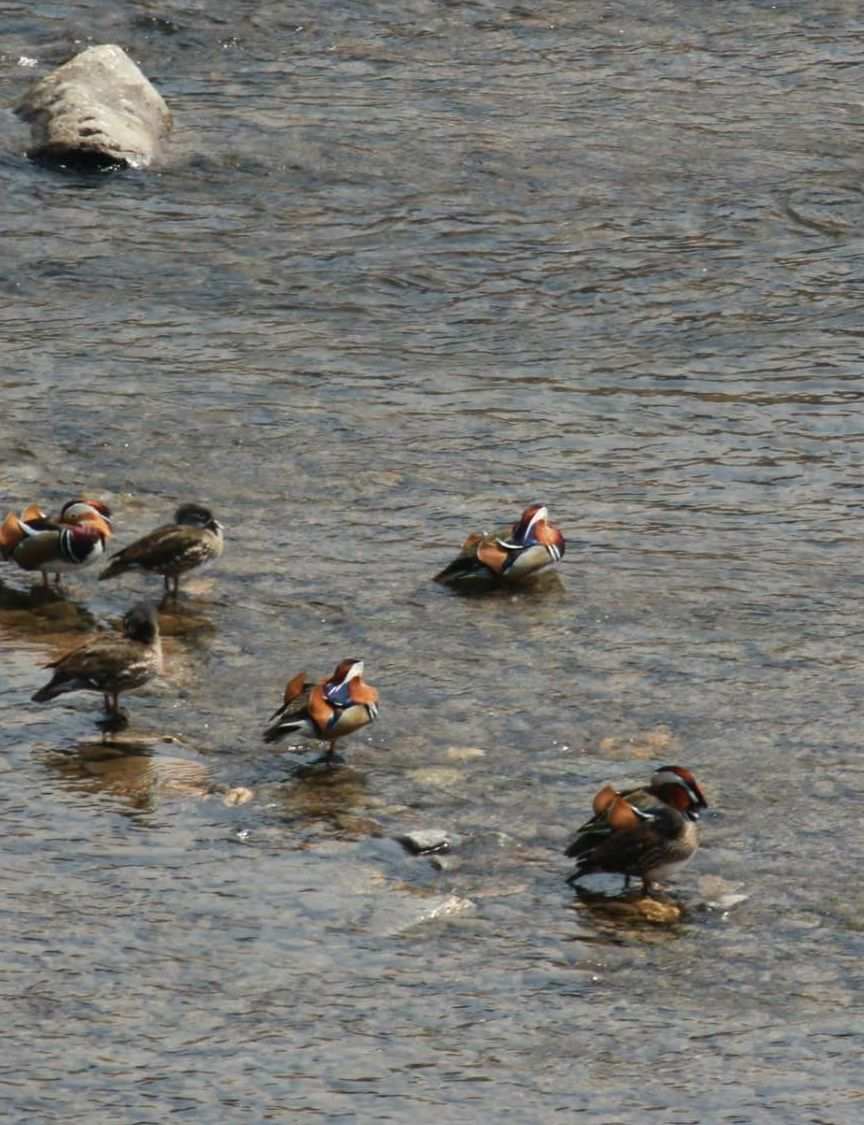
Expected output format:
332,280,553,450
434,503,565,588
0,498,113,586
31,602,162,718
99,503,223,596
565,769,706,895
565,765,707,860
263,658,380,765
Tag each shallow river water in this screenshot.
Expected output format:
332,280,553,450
1,2,864,1121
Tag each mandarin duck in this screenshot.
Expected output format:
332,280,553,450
263,659,379,765
31,602,162,718
565,777,704,896
99,503,223,596
565,765,707,861
0,498,113,586
434,503,565,588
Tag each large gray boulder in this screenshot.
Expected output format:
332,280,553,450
15,44,172,169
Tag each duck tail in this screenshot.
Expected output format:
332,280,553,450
98,555,130,581
433,555,493,586
32,679,66,703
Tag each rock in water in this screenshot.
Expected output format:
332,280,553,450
15,44,172,169
395,829,455,855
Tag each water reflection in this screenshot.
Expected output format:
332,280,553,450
41,736,253,810
3,0,864,1119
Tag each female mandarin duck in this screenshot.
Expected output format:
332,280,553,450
0,498,113,586
99,502,223,597
31,602,162,719
434,503,565,588
565,769,707,896
263,659,379,765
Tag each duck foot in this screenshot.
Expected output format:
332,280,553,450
97,709,130,732
311,749,345,768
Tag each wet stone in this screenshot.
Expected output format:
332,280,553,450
220,786,255,807
16,44,172,169
573,892,684,926
396,828,455,855
428,854,461,872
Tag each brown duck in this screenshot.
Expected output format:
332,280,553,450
565,786,701,896
99,503,223,596
32,603,163,716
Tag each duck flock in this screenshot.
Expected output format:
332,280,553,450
1,496,707,902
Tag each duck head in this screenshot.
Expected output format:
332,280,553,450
649,765,707,820
497,503,565,562
60,499,113,526
175,503,222,534
324,659,364,704
122,603,160,645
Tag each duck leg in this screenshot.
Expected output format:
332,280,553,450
312,741,344,768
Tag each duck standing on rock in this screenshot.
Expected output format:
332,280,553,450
31,602,163,720
567,765,707,860
565,774,706,896
0,498,113,587
99,503,223,597
434,503,565,588
263,659,379,766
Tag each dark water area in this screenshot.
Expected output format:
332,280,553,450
2,1,864,1121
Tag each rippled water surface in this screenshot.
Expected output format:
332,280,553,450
2,2,864,1121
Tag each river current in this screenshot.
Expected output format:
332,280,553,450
1,3,863,1122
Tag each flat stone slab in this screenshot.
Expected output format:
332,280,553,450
16,44,172,168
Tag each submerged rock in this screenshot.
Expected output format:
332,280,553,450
697,874,749,913
363,891,476,937
16,44,172,169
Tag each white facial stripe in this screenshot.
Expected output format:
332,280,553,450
525,506,548,536
334,661,364,689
